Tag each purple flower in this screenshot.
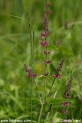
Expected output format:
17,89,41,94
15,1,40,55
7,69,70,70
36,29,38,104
53,73,61,78
32,74,37,78
27,72,32,78
24,64,37,79
56,58,64,73
64,77,73,99
62,102,69,106
40,41,48,47
41,32,49,37
24,64,29,72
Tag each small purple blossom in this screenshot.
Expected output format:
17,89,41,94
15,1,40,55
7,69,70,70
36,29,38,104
53,73,61,78
32,74,37,78
40,41,48,47
27,72,32,78
56,58,64,73
41,32,49,37
24,64,37,79
60,77,73,119
24,64,29,72
64,77,73,99
62,102,69,107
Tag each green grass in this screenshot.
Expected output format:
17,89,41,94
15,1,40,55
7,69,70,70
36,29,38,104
0,0,82,122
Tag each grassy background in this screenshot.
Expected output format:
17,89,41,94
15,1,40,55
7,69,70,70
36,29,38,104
0,0,82,122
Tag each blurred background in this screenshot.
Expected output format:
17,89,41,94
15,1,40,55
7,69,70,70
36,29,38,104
0,0,82,122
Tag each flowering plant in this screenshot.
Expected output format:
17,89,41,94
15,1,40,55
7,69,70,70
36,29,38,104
24,0,74,123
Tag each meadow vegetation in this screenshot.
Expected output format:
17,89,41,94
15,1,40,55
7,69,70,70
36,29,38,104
0,0,82,122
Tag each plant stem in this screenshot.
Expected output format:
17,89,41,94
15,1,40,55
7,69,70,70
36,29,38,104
44,91,57,123
48,78,55,97
44,103,53,123
38,104,43,123
44,0,48,101
34,80,42,103
28,10,33,123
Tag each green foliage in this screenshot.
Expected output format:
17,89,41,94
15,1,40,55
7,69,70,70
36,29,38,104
0,0,82,122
